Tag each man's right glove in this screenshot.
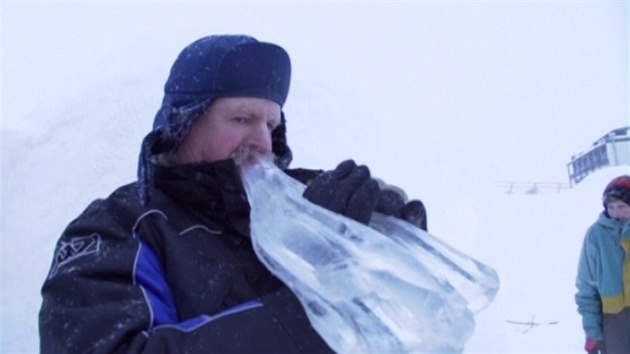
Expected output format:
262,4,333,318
303,160,380,225
585,338,603,354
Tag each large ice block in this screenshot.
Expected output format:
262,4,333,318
240,156,499,353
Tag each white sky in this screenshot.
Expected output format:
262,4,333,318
2,1,629,353
4,2,628,184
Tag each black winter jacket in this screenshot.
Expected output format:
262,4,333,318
39,159,332,353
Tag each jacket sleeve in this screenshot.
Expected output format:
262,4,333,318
39,201,332,354
575,228,604,340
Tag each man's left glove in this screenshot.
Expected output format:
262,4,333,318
303,160,380,225
375,181,428,231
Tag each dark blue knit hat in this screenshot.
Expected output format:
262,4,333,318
138,34,292,203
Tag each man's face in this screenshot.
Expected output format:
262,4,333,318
607,199,630,223
174,97,281,164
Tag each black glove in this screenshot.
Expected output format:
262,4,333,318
303,160,380,225
375,186,428,231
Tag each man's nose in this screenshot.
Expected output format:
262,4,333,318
247,124,273,154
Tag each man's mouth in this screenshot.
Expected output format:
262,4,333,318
231,147,274,168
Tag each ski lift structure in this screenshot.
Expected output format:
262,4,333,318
495,181,570,195
506,317,558,334
567,126,630,187
496,127,629,194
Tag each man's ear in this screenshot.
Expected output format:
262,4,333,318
272,112,292,169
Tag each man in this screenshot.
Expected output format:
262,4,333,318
39,34,426,353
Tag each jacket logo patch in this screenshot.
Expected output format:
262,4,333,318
48,233,101,279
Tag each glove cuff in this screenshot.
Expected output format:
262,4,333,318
585,338,599,351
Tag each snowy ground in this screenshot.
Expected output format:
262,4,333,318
5,112,627,352
2,2,628,353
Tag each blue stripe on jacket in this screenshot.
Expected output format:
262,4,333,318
134,237,263,332
136,238,178,326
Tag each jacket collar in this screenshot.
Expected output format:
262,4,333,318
152,158,251,238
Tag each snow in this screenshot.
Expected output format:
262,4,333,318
2,2,628,353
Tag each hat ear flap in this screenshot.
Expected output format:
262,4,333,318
272,112,292,169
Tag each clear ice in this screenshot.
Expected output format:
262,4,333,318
240,157,500,353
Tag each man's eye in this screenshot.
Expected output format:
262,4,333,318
233,117,249,124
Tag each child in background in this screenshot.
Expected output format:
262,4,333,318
576,175,630,354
